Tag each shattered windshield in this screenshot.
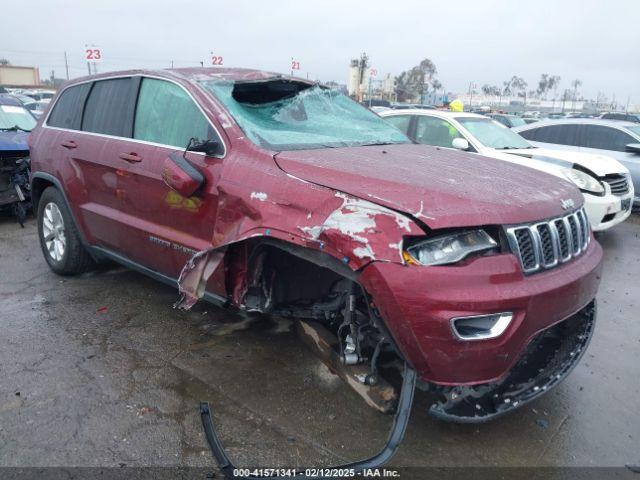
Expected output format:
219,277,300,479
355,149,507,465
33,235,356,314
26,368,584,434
200,79,409,151
0,104,37,132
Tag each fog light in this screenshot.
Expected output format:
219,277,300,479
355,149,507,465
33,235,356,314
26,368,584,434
450,313,513,341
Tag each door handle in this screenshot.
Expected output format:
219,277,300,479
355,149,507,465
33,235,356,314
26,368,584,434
119,152,142,163
61,140,77,149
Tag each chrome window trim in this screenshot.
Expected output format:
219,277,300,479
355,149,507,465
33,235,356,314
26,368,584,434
42,73,227,159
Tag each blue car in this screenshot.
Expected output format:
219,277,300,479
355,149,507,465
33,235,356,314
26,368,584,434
0,94,36,225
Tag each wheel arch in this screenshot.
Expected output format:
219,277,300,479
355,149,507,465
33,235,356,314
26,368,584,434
31,172,90,247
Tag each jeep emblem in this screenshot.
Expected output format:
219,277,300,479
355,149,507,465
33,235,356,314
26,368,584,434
561,198,575,210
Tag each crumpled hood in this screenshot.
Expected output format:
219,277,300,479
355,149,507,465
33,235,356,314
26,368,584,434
0,131,29,152
274,144,583,230
505,147,628,177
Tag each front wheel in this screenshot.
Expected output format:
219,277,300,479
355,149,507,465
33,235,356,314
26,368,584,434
37,187,95,275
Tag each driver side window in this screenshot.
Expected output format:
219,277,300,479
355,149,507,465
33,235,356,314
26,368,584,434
134,77,217,149
415,116,463,148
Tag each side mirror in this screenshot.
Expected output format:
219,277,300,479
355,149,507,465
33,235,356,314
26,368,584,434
625,143,640,155
452,137,470,151
188,138,221,156
162,152,205,198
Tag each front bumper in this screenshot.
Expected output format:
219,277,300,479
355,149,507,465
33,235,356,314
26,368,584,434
359,239,602,385
584,191,633,231
428,300,596,422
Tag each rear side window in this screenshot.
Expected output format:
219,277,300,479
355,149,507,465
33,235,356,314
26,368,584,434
82,78,136,137
581,125,635,151
518,127,541,141
602,113,627,121
384,115,412,134
519,124,581,146
47,83,91,130
491,115,509,127
134,77,215,149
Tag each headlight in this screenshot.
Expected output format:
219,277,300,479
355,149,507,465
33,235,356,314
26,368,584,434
403,230,498,266
561,168,604,194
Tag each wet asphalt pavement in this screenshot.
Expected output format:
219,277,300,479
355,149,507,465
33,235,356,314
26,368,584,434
0,214,639,474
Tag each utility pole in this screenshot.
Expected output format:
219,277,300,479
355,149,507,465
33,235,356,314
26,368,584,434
468,82,475,108
64,51,69,80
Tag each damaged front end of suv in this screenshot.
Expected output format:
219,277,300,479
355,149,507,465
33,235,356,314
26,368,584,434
0,95,35,226
185,73,602,426
29,69,604,476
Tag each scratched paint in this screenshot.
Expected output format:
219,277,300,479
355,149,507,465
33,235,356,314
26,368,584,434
299,192,413,262
250,192,268,202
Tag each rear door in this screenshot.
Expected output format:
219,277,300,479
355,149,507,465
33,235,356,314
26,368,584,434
72,77,139,252
114,76,225,277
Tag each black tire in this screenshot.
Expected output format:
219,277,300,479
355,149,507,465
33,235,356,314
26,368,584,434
37,186,95,275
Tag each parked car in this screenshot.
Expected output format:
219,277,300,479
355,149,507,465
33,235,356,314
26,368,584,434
0,94,35,225
10,93,38,106
600,112,640,123
380,109,633,230
486,113,527,128
23,89,56,101
567,112,597,119
547,112,569,119
522,116,540,124
30,69,602,432
390,102,435,110
514,119,640,210
24,99,50,118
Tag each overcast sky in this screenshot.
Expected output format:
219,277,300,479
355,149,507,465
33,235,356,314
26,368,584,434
2,0,638,103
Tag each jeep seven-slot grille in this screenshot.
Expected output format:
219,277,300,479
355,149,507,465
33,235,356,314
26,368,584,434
601,174,630,196
506,208,590,274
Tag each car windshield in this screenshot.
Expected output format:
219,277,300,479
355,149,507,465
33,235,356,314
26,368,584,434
0,103,37,131
200,79,409,151
508,116,526,127
456,117,532,149
626,125,640,137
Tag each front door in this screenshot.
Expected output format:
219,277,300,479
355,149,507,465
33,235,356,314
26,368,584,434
113,76,226,278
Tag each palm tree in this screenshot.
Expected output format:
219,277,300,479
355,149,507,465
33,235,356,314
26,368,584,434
571,79,582,111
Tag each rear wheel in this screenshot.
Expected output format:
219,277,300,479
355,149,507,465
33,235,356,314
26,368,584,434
37,187,95,275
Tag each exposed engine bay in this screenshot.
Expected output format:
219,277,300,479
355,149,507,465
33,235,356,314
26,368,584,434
0,151,31,226
241,245,405,412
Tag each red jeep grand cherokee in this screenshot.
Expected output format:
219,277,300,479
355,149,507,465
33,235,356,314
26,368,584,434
30,68,602,422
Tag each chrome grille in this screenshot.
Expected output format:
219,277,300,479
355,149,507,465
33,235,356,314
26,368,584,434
601,174,630,195
506,208,590,274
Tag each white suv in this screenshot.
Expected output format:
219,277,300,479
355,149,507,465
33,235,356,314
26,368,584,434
380,109,633,231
